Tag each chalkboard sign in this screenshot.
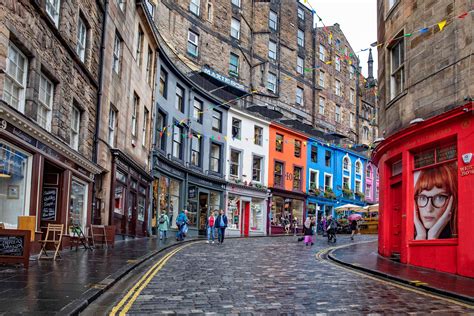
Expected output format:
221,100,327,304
0,230,31,268
41,187,58,221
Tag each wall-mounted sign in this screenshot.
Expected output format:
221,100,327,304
188,186,196,199
460,165,474,177
202,67,247,92
462,153,472,164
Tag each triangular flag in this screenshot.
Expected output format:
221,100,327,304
404,33,412,37
419,27,429,33
197,134,202,139
325,61,332,65
437,20,447,31
458,12,468,19
217,135,221,140
224,136,228,141
329,33,333,40
211,135,214,140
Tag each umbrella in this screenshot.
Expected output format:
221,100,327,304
335,204,362,212
348,214,362,221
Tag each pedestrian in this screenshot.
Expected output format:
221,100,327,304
303,217,315,246
292,216,298,236
350,219,358,240
158,211,170,240
207,210,217,244
175,209,189,241
283,216,291,235
326,215,337,243
322,216,327,236
215,209,228,244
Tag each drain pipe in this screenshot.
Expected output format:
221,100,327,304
92,0,109,224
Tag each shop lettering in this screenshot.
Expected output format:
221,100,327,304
202,67,246,91
460,165,474,177
12,128,36,146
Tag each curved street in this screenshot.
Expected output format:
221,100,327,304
83,236,472,315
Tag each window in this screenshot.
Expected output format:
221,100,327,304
293,167,302,191
207,2,213,21
252,156,262,182
212,110,222,132
349,65,354,79
343,156,350,171
159,68,167,98
3,43,28,112
172,124,183,159
269,10,277,31
294,140,301,158
131,93,139,137
343,176,350,189
335,104,341,123
297,56,304,74
146,46,154,85
193,98,203,123
275,133,283,152
296,87,303,106
232,0,241,7
267,72,277,93
319,45,326,61
136,26,144,65
355,161,362,174
231,18,240,40
350,89,355,104
116,0,126,12
38,74,53,131
388,0,397,10
142,107,149,147
229,53,239,76
366,166,372,178
324,174,333,190
175,85,184,113
113,32,122,74
366,183,372,197
319,70,325,87
325,150,331,167
311,146,317,163
355,179,362,193
268,41,277,60
76,17,87,62
231,118,241,139
190,0,200,15
335,79,341,96
297,7,305,20
363,126,369,141
390,38,405,99
70,179,88,232
187,30,199,57
297,29,304,47
350,112,355,128
254,126,263,146
309,170,318,191
146,0,155,16
71,106,81,150
157,110,166,151
335,56,341,71
46,0,60,26
318,97,325,115
229,149,241,178
274,162,284,187
108,107,117,147
191,133,202,167
210,142,221,173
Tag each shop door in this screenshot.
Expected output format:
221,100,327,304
241,202,250,237
127,192,137,236
391,182,402,254
198,192,209,235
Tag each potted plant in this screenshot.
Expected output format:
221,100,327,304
342,186,353,198
309,184,321,196
355,191,365,200
324,187,336,199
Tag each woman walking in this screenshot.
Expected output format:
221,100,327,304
158,212,170,240
303,217,315,246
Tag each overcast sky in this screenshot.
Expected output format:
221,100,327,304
305,0,378,78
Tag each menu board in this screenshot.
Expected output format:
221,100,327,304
41,187,58,221
0,230,30,268
0,235,24,257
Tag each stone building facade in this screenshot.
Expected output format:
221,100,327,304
0,0,102,240
95,0,159,237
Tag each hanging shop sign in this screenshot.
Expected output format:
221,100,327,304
202,66,247,92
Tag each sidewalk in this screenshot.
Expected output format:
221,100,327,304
329,240,474,303
0,236,196,315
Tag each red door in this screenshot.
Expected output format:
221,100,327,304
243,202,250,237
391,182,402,254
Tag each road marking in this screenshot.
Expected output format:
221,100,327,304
317,243,474,309
110,242,199,316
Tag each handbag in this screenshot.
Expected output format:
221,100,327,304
182,224,189,234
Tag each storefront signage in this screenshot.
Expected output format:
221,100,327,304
12,127,37,146
41,187,58,221
460,165,474,177
156,159,185,178
0,229,31,268
189,174,225,190
0,235,24,256
202,66,247,92
188,186,196,199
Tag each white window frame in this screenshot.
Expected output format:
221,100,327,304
254,125,263,146
363,126,369,141
268,40,277,60
355,179,362,193
335,79,341,96
71,106,81,150
3,43,28,113
355,160,362,175
296,87,303,106
229,149,241,178
269,10,278,31
190,0,200,15
231,117,241,140
38,74,54,131
297,7,305,20
318,97,325,115
388,0,397,11
117,0,126,12
187,30,199,57
136,26,144,66
319,70,325,87
349,65,354,79
343,175,351,189
232,0,241,7
267,72,277,93
335,104,341,123
309,169,319,191
343,155,351,172
252,155,263,183
297,29,304,47
231,18,240,40
113,32,121,74
319,45,325,61
108,107,117,147
76,17,87,62
46,0,61,27
324,173,333,191
297,56,304,74
172,125,183,159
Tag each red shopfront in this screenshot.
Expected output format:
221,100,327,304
372,102,474,277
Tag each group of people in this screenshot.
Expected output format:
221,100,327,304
296,215,359,245
155,209,228,244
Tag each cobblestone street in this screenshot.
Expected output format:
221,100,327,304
87,236,473,315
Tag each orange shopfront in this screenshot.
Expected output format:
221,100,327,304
373,103,474,277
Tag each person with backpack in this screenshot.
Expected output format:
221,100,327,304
215,209,228,244
158,211,170,240
326,215,337,243
175,210,189,241
207,211,217,244
303,217,315,246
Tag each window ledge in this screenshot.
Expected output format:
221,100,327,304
385,90,407,110
408,239,458,247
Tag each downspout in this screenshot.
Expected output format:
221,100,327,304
355,59,361,144
311,22,317,126
92,0,109,225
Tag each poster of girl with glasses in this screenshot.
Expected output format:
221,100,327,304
414,162,457,240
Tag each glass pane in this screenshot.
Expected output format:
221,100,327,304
414,150,435,169
70,180,87,231
437,144,457,162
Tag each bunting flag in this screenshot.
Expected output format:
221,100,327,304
437,20,447,31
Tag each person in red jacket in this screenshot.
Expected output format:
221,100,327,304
207,211,217,244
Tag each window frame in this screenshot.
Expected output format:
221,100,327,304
172,124,184,160
193,98,203,124
268,40,277,60
390,36,405,100
113,32,122,74
76,16,87,62
229,53,239,77
335,55,341,71
294,140,301,158
131,93,139,137
70,105,81,150
252,155,263,182
212,109,222,132
293,166,302,191
319,70,325,87
309,169,319,191
325,150,331,167
231,0,241,8
229,148,241,178
318,97,325,115
273,161,284,187
267,72,277,93
209,142,222,174
335,79,341,96
142,107,149,147
297,7,305,20
324,173,333,191
335,104,341,123
187,30,199,57
310,146,318,163
254,125,263,146
146,46,154,85
296,87,304,106
355,160,362,175
3,43,28,113
319,44,326,61
136,25,144,66
297,29,305,47
46,0,61,27
269,10,278,31
159,68,168,98
275,133,284,152
189,0,200,16
108,106,117,147
231,117,241,140
38,73,54,131
190,132,202,168
231,18,241,40
297,56,304,74
175,85,185,113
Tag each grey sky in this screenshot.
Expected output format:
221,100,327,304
305,0,378,78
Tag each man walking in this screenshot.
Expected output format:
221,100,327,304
176,210,189,241
158,211,170,240
207,211,217,244
215,209,228,244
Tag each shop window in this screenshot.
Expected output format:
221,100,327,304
229,149,241,178
250,201,263,231
158,176,180,228
210,142,222,173
274,161,284,187
70,179,88,231
231,118,241,139
294,140,301,158
0,141,32,228
275,133,283,152
3,43,28,112
193,98,203,123
114,184,126,215
252,156,262,182
291,199,304,227
254,126,263,146
209,191,220,214
271,196,284,225
138,196,145,222
227,195,239,229
311,146,318,163
293,166,302,191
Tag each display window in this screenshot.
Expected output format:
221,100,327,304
114,169,127,215
413,143,457,240
0,141,32,228
250,200,263,231
227,194,240,229
137,195,146,222
69,179,88,231
291,199,304,227
158,176,181,228
271,196,284,225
